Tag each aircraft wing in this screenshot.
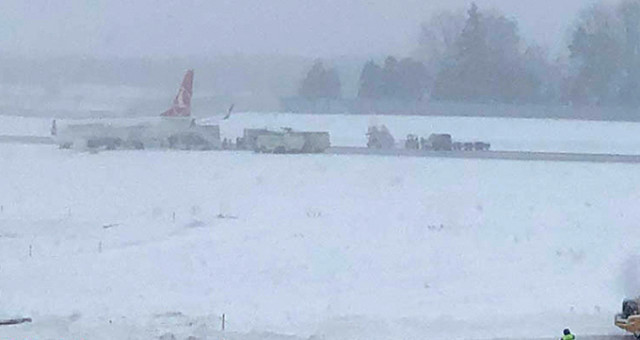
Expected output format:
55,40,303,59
222,104,234,120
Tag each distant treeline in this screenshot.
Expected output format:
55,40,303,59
293,0,640,111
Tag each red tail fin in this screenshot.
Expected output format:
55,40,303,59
161,69,193,117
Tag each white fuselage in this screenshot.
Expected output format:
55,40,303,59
56,117,221,151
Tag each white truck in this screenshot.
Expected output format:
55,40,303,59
253,128,330,153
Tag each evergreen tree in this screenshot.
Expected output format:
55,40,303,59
358,57,429,101
567,4,622,105
358,60,384,99
432,2,543,104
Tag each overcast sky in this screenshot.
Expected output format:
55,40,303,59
0,0,603,59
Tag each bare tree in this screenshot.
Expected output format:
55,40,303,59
431,3,549,104
298,60,342,100
417,9,466,73
567,2,623,105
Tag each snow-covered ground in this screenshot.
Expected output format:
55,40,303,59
0,114,639,339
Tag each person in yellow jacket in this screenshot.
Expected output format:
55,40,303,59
561,328,575,340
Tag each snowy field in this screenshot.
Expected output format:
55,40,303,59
1,114,640,339
4,112,640,154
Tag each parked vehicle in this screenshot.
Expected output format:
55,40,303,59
252,128,331,153
423,134,453,151
367,125,395,149
616,298,640,339
405,133,491,152
405,134,420,150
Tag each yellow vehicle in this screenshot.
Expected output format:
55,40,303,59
615,298,640,338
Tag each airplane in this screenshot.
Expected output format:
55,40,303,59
52,69,229,151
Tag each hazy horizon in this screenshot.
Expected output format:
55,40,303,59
0,0,602,59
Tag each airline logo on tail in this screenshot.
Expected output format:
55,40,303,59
161,69,194,117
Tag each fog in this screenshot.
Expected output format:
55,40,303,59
5,0,640,120
1,0,621,115
0,0,599,58
3,2,640,339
